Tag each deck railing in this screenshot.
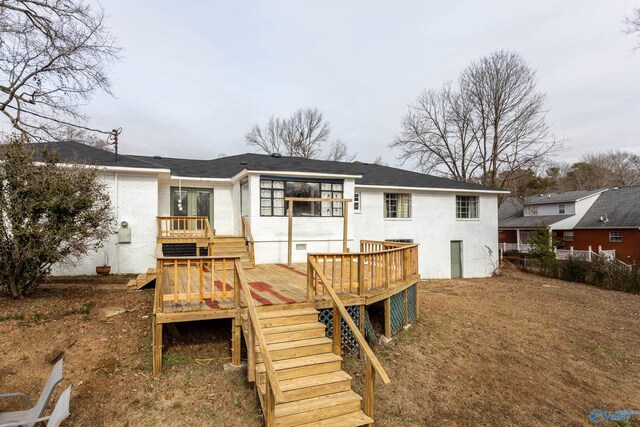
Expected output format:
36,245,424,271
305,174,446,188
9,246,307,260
307,240,419,298
155,255,241,308
308,257,391,421
241,217,256,266
157,216,214,240
233,259,284,424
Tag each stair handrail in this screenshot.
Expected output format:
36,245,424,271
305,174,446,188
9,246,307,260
309,258,390,421
241,217,256,265
233,259,284,406
308,258,390,384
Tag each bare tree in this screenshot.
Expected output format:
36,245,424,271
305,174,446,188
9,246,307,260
325,139,356,162
57,125,112,151
372,156,388,166
245,108,331,158
244,116,288,155
625,8,640,50
0,0,120,140
392,50,560,189
582,150,640,187
393,84,478,179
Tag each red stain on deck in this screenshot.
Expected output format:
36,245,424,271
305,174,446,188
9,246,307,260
249,281,297,304
275,264,307,277
203,298,220,309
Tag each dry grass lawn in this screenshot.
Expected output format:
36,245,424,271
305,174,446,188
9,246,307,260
1,266,639,426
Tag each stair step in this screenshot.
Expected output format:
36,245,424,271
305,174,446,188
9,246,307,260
296,411,374,427
263,322,326,344
256,353,342,383
258,308,319,319
255,337,332,362
257,309,319,328
274,391,362,427
259,371,352,402
258,371,352,403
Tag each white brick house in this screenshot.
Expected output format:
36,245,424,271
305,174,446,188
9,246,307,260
44,142,506,279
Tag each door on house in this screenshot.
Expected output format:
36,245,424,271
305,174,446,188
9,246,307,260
170,187,214,228
450,240,463,278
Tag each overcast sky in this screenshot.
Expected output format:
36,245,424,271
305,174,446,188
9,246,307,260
84,0,640,165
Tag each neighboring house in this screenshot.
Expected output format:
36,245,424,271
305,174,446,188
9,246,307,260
39,141,506,279
499,189,606,248
573,186,640,265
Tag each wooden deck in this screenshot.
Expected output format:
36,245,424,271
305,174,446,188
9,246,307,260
156,255,419,324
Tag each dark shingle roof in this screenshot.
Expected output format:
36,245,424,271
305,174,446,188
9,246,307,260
499,196,571,228
524,189,605,205
499,214,570,228
575,187,640,228
31,141,504,192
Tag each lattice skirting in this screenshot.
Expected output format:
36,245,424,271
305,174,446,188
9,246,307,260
407,284,417,323
389,292,405,335
318,306,361,355
364,309,377,345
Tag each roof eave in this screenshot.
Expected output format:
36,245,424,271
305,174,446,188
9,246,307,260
355,184,508,194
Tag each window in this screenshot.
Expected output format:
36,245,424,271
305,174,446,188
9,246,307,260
564,231,574,242
353,193,361,212
529,206,538,216
260,178,343,217
609,231,623,242
456,196,479,219
384,193,411,218
559,204,565,214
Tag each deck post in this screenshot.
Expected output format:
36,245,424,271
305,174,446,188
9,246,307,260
152,318,163,376
363,356,375,425
333,304,342,357
247,319,255,383
265,380,275,426
231,317,242,366
357,254,365,296
343,200,348,252
384,298,391,339
306,257,314,301
288,199,293,267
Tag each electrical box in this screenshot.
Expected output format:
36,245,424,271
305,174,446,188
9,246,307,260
118,221,131,243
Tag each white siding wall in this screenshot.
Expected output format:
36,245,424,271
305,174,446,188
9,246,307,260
525,202,576,216
550,194,602,230
352,188,499,279
247,174,356,264
52,172,159,275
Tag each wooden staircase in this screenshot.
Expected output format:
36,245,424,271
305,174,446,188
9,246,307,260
251,308,374,427
126,268,157,290
213,236,254,268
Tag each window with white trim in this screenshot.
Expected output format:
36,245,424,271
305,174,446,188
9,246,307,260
353,192,361,212
456,196,479,219
260,178,343,217
563,231,574,242
609,231,623,242
384,193,411,218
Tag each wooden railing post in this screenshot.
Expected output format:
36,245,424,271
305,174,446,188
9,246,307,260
333,303,342,357
363,356,375,425
307,256,314,301
384,252,390,289
247,319,255,383
265,380,275,427
358,254,365,296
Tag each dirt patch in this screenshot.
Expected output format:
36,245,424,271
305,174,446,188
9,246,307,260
1,266,639,426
